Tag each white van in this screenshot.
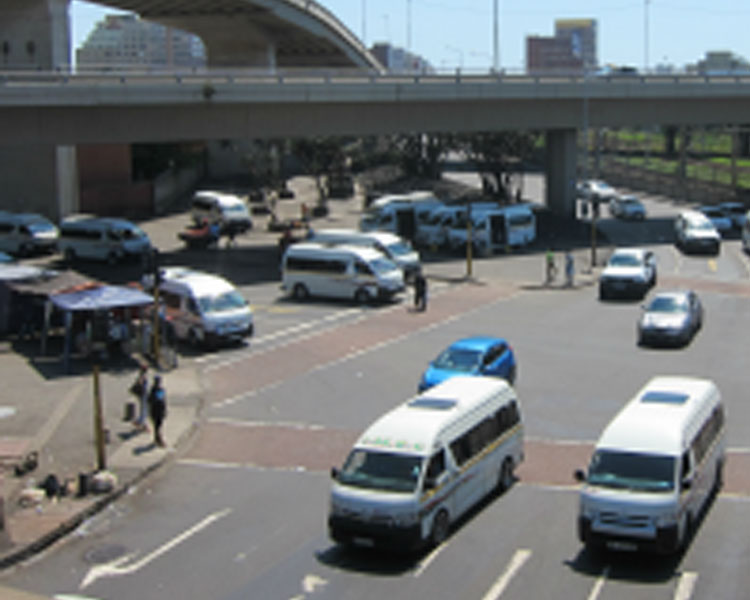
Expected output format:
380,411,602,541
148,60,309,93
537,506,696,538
360,191,442,240
674,210,721,254
191,190,253,235
145,267,253,348
282,242,404,304
0,212,59,256
415,202,500,250
309,228,422,281
575,376,726,554
329,376,524,552
58,215,151,264
447,204,536,255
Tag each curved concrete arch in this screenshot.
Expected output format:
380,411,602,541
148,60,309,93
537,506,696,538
88,0,382,71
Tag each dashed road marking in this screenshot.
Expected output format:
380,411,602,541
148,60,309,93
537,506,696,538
586,566,610,600
480,548,532,600
674,571,699,600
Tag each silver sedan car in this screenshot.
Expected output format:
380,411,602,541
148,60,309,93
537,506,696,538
637,290,703,347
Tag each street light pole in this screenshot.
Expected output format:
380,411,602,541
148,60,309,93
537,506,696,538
493,0,499,72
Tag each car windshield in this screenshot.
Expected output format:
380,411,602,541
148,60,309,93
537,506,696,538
370,257,398,274
338,449,423,493
198,290,247,314
433,347,482,372
224,204,247,214
609,254,642,267
587,450,675,492
690,220,716,231
622,199,641,207
647,296,687,313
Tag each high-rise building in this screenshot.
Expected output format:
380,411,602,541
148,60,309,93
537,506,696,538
76,14,205,70
526,18,597,75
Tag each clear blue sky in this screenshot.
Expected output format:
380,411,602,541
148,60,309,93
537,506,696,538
71,0,750,72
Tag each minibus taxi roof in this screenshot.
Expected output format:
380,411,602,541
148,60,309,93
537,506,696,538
355,376,511,457
160,267,236,297
287,241,387,262
596,376,718,456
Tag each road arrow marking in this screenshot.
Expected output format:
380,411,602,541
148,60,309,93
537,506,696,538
80,508,232,590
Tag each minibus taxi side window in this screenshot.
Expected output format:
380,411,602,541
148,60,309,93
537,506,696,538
424,449,446,491
186,297,201,315
355,260,373,275
680,452,692,490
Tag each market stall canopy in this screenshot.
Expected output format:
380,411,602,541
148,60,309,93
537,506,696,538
51,285,153,312
3,269,98,296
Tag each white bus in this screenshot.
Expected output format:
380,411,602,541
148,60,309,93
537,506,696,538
575,376,726,554
281,242,404,304
329,376,524,552
446,204,536,256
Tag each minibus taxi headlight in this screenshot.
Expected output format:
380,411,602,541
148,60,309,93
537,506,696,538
654,512,678,528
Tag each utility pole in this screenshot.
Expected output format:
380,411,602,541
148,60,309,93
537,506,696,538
644,0,650,72
92,362,106,471
407,0,412,51
493,0,500,72
361,0,367,46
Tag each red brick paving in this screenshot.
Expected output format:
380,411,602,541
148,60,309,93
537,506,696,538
184,422,750,496
205,281,515,404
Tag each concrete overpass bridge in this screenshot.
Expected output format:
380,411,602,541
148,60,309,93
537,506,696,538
3,69,750,218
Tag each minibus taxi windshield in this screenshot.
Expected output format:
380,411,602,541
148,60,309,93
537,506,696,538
383,240,413,258
587,450,675,492
198,290,247,314
339,449,422,493
27,221,57,234
370,257,399,275
114,226,148,241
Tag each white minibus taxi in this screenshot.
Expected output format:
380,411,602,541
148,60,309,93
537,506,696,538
309,228,422,281
58,215,151,264
0,212,59,256
282,242,404,304
329,376,524,552
191,190,253,234
144,267,253,348
575,376,725,554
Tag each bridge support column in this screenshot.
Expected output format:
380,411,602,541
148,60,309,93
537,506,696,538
545,129,577,217
0,145,79,221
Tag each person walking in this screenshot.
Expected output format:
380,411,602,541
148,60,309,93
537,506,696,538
130,363,149,432
414,272,428,312
545,249,557,286
565,250,575,287
148,374,167,447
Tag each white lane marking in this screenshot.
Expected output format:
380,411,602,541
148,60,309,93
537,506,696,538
480,548,532,600
413,542,446,578
670,245,683,275
301,574,328,593
80,508,232,589
55,596,104,600
674,571,699,600
199,308,361,369
586,566,610,600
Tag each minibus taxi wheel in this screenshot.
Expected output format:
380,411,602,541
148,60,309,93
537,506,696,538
292,283,310,301
430,509,450,546
354,288,371,305
498,457,514,493
107,252,120,266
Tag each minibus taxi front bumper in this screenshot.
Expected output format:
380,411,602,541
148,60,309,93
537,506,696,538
578,488,681,554
578,515,678,554
328,514,423,552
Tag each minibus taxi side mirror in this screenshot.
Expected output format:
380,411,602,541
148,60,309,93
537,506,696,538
423,472,448,492
574,469,586,483
681,476,693,491
330,467,339,481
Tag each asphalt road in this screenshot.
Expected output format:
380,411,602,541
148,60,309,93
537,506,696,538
5,190,750,599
